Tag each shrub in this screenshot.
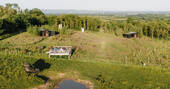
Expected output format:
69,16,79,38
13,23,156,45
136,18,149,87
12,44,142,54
114,28,123,36
59,27,72,36
27,26,40,36
0,19,3,35
40,25,58,31
0,29,4,35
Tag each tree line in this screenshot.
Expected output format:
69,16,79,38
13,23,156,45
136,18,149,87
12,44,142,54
103,18,170,39
0,3,47,35
0,3,169,39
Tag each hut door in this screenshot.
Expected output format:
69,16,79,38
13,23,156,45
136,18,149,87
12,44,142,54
134,34,137,38
45,31,49,37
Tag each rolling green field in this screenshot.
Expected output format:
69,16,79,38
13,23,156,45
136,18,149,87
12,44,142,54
0,31,170,89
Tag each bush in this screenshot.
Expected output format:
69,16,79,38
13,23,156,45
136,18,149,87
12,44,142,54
0,19,2,28
59,27,72,35
0,19,4,35
114,28,123,36
40,25,58,31
27,26,40,36
0,29,4,35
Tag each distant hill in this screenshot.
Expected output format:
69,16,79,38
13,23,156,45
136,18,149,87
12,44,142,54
42,9,170,16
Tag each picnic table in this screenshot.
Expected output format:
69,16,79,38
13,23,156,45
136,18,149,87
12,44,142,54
46,46,72,59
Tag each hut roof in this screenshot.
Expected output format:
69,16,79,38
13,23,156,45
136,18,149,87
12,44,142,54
129,32,137,34
40,28,47,31
124,32,137,35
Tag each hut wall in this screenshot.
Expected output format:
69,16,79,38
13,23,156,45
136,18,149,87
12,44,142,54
51,31,56,36
40,30,57,37
123,33,138,38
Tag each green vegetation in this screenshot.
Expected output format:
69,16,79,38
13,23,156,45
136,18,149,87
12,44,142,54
27,26,40,36
0,31,170,89
0,4,169,39
47,60,170,89
0,3,170,89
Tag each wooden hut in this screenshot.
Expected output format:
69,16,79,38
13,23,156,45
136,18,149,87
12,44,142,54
40,29,57,37
123,32,138,38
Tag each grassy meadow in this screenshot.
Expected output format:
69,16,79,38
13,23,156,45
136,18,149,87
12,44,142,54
0,31,170,89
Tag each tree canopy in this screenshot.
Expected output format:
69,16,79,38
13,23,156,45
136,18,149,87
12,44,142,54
0,3,169,40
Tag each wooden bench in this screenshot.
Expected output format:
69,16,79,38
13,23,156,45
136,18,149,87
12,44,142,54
46,46,72,59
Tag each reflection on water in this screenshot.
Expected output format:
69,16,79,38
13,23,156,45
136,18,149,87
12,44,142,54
55,80,87,89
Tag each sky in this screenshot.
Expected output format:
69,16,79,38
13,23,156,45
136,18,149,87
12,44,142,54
0,0,170,11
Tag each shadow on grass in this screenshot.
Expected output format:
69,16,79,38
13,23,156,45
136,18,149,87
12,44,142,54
35,74,49,83
33,59,51,83
33,59,51,72
0,30,25,41
71,47,76,56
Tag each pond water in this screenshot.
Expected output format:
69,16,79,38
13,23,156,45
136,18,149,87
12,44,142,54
54,80,87,89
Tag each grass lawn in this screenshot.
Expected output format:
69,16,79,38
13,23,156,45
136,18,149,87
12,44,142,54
0,31,170,89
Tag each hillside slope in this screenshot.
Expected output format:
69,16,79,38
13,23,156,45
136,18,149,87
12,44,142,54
0,31,170,89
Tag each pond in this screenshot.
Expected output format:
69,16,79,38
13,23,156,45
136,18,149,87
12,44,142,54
54,79,87,89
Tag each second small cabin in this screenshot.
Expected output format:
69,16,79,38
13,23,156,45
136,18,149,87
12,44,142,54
123,32,138,38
